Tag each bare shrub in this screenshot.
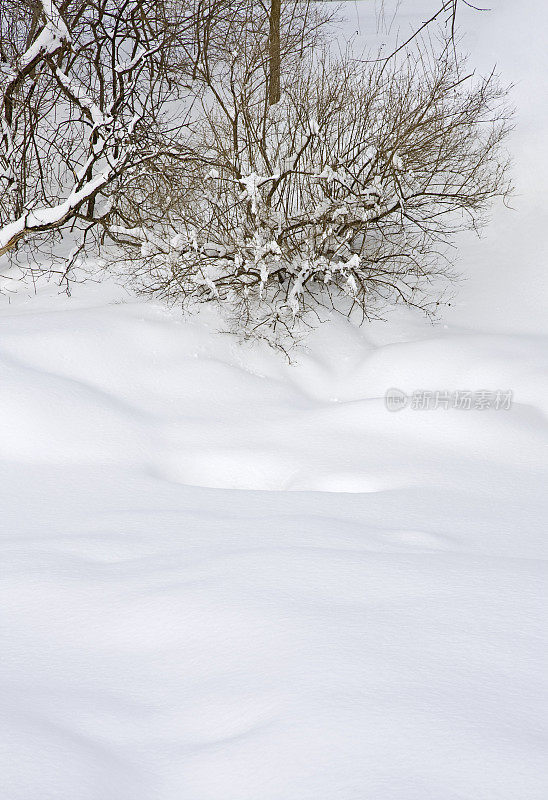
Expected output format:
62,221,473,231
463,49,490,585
0,2,512,347
110,40,512,345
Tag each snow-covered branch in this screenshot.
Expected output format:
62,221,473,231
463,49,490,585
18,0,69,70
0,165,121,257
0,0,185,261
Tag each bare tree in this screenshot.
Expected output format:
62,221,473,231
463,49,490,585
0,0,196,268
0,1,324,276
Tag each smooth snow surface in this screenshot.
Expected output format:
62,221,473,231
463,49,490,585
1,2,548,799
2,282,547,800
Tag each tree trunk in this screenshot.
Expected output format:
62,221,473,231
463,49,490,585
268,0,281,105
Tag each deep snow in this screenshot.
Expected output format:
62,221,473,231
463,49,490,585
1,2,548,799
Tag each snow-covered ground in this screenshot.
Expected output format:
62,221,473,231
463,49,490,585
1,2,548,799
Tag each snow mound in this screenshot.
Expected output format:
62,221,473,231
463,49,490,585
1,286,547,496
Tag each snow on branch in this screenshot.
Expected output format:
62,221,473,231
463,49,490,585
52,67,113,132
0,0,174,260
16,1,69,73
0,167,118,257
